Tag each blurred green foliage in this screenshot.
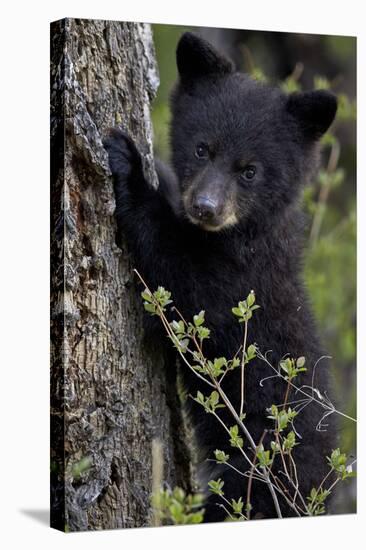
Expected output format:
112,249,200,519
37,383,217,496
151,25,356,510
152,24,192,160
151,486,205,525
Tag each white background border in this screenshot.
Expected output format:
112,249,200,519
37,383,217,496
0,0,363,548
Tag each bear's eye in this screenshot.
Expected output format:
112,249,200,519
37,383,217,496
240,165,257,182
195,143,209,159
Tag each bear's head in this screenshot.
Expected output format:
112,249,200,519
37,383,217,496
170,32,337,233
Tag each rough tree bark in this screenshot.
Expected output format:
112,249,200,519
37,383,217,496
50,18,191,532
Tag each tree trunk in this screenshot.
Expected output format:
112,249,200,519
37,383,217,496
50,18,191,532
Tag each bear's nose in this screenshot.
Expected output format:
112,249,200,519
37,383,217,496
192,196,218,221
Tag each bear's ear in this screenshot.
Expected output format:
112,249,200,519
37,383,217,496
286,90,337,140
176,32,233,84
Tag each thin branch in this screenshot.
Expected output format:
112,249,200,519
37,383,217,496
218,493,247,521
210,409,260,474
257,350,356,423
246,430,267,520
309,140,341,246
206,458,247,478
134,269,216,389
283,380,291,410
240,320,248,418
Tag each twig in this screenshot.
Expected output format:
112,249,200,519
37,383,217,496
326,459,357,493
283,380,291,410
309,140,341,246
289,61,304,82
246,430,267,520
134,270,216,389
257,350,356,423
207,458,247,478
275,433,307,514
240,320,248,418
218,493,247,521
270,474,303,517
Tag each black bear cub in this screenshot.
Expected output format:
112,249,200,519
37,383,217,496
104,32,338,522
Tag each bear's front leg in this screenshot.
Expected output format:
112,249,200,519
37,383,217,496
104,127,181,251
104,129,184,311
103,128,154,246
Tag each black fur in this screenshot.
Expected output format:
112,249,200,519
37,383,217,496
104,32,338,522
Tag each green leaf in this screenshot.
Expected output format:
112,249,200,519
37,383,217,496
228,357,241,370
197,326,210,340
229,425,244,448
192,364,206,373
188,512,204,524
251,67,268,83
230,425,239,437
171,320,185,335
141,290,152,302
281,77,302,94
144,302,156,314
210,357,227,377
214,449,230,463
326,448,355,480
277,410,289,431
246,344,257,361
153,286,172,309
269,404,278,417
151,486,205,525
175,338,189,353
169,501,184,523
210,391,219,407
306,487,331,516
244,310,253,321
271,440,281,453
314,75,330,90
195,391,205,405
256,444,273,467
321,132,337,146
193,310,205,327
283,431,297,453
208,478,225,496
231,497,244,515
280,357,306,380
247,291,255,307
173,487,186,502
